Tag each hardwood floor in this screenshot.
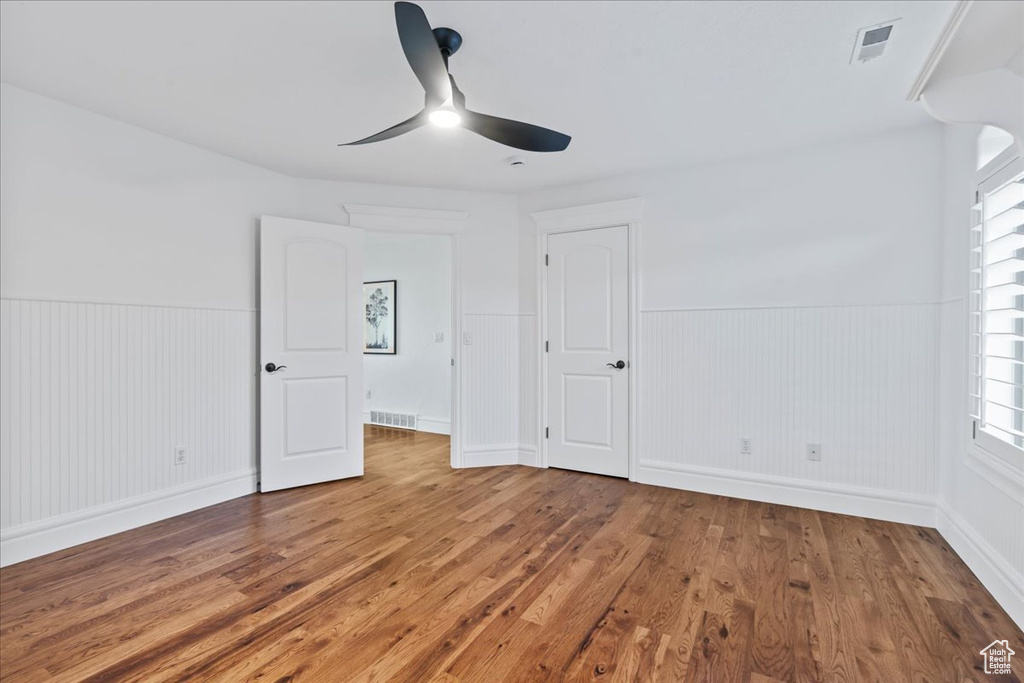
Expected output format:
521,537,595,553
1,427,1021,682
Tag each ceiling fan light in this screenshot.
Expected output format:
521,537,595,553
429,106,461,128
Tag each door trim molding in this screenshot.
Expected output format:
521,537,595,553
343,203,470,233
530,198,645,234
531,198,644,479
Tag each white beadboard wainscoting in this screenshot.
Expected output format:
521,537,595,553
936,298,1024,627
636,303,940,525
460,313,536,467
0,298,257,566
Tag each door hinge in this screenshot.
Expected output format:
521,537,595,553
972,420,977,439
451,358,455,367
545,254,549,266
546,427,549,439
975,190,980,204
545,340,549,352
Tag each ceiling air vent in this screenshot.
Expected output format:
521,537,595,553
850,19,900,64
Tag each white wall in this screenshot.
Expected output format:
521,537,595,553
0,85,297,310
0,83,287,564
936,124,1024,628
0,84,523,564
363,234,451,433
520,124,944,310
519,124,946,524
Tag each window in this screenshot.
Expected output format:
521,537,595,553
970,149,1024,470
978,125,1015,169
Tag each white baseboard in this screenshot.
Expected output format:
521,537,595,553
635,460,936,527
362,412,451,435
417,416,451,435
0,468,257,567
461,444,520,468
936,500,1024,630
518,445,540,467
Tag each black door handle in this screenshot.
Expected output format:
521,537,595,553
265,362,287,373
606,360,626,370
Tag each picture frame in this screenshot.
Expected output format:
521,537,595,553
364,280,397,354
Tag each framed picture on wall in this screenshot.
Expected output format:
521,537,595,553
364,280,397,354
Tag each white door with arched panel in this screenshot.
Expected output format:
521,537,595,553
546,225,629,478
260,216,363,492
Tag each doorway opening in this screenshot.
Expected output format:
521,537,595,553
363,232,454,466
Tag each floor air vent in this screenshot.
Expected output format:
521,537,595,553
369,411,418,430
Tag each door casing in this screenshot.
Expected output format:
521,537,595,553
532,199,644,481
342,204,467,469
358,231,461,466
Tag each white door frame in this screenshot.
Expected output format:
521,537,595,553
530,198,644,480
343,204,468,468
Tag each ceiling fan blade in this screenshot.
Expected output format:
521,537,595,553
394,1,452,104
338,110,427,146
460,109,571,152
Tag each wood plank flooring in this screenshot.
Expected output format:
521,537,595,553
1,427,1021,682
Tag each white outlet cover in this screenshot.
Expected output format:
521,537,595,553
807,443,822,461
435,332,444,343
739,437,752,455
462,331,473,345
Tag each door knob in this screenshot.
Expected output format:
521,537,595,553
606,360,626,370
265,362,288,373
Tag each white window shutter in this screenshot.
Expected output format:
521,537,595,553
971,156,1024,469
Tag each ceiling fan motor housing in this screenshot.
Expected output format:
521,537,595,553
432,27,462,61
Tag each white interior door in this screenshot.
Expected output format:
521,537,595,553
546,225,629,478
260,216,363,492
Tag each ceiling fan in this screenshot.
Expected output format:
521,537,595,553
339,1,571,152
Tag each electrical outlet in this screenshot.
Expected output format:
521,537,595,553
807,443,822,461
463,331,473,345
434,332,444,343
739,437,753,455
174,447,187,466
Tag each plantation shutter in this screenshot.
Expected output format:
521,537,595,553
970,155,1024,467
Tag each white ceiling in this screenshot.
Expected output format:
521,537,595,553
0,0,954,193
